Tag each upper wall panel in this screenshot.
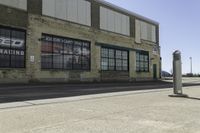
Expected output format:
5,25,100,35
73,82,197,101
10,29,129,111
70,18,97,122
135,19,156,43
0,0,27,10
100,6,130,36
42,0,91,26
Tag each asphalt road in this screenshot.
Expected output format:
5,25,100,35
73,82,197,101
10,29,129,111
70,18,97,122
0,79,200,103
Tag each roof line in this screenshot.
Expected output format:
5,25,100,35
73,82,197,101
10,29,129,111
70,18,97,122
95,0,159,25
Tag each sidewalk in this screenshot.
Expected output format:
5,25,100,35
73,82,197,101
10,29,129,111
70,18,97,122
0,86,200,133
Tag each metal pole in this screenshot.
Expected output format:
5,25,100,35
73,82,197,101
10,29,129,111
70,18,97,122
173,50,182,94
190,57,192,74
169,50,188,97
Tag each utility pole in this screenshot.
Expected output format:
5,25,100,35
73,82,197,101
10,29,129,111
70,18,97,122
190,57,192,74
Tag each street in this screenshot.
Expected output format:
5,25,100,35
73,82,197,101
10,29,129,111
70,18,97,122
1,78,200,103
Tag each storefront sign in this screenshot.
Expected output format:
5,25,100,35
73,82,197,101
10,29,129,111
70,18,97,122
0,37,24,48
0,48,24,56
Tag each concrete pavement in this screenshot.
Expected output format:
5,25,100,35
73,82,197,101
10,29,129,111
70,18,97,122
1,85,200,133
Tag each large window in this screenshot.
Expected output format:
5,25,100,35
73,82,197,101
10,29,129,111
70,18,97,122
0,26,26,68
101,47,129,71
41,34,90,70
136,50,149,72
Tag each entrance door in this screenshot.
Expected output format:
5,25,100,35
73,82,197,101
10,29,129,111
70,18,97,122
153,64,157,79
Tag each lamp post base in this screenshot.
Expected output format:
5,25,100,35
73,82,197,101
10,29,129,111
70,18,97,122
169,94,188,98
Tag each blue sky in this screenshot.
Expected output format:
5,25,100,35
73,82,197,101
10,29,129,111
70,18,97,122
105,0,200,74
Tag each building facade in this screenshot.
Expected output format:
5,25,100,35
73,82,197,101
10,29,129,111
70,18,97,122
0,0,161,83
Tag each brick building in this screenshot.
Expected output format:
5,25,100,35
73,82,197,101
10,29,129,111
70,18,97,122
0,0,161,83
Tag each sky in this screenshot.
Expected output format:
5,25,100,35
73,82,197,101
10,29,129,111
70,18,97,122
104,0,200,74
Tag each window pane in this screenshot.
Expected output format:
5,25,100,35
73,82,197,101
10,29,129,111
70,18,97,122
42,42,52,53
82,42,89,48
109,58,115,70
73,42,82,55
82,56,90,70
0,54,10,67
53,54,63,69
136,53,139,61
122,51,128,59
64,55,72,69
144,55,148,61
101,58,108,70
11,55,24,68
53,37,63,53
82,47,90,56
11,30,25,50
63,43,73,54
73,55,82,69
116,50,122,59
0,28,10,38
41,53,53,69
136,51,149,72
116,59,122,70
101,48,108,57
109,49,114,58
123,60,128,66
53,37,63,69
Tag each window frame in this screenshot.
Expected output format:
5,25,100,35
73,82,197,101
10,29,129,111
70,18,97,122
136,50,149,72
41,33,91,71
0,25,26,68
101,47,129,71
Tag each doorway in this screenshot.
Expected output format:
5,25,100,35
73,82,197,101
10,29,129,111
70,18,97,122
153,64,157,79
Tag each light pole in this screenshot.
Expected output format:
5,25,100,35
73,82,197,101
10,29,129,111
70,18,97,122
190,57,192,74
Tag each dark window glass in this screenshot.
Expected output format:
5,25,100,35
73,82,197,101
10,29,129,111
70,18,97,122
41,35,53,69
41,53,53,69
0,27,25,68
82,47,90,57
41,34,90,70
136,51,149,72
63,42,73,54
63,55,72,69
73,55,82,69
53,37,63,69
101,47,129,71
0,55,10,67
82,56,90,70
73,41,82,55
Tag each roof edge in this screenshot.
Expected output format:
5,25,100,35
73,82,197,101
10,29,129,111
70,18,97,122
95,0,159,25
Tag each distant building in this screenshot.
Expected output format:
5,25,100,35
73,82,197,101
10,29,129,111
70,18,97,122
0,0,161,83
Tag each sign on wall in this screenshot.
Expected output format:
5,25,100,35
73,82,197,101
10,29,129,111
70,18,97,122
0,37,24,56
0,37,24,48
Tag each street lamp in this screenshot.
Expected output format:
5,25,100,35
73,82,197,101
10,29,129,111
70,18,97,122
190,57,192,74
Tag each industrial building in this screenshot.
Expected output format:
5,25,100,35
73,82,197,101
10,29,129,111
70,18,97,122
0,0,161,83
